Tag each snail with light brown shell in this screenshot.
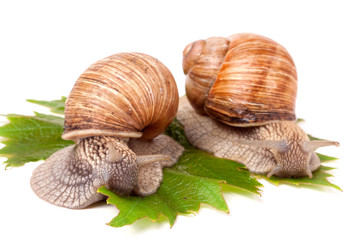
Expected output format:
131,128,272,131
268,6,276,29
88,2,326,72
177,33,339,178
31,53,184,209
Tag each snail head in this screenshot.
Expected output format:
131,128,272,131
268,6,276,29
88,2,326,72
236,135,339,178
247,139,339,178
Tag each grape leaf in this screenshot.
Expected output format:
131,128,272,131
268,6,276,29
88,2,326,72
0,97,341,228
164,118,191,148
317,153,338,162
0,99,262,227
0,112,72,167
99,150,262,227
27,97,67,114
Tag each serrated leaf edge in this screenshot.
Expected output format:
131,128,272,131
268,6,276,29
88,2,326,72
98,176,233,228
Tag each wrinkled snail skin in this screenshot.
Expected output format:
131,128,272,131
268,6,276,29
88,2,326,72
30,53,184,209
31,137,135,209
180,33,339,178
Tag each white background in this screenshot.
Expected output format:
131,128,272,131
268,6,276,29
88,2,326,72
0,0,359,239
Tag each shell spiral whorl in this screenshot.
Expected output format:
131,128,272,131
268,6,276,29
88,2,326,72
183,33,298,126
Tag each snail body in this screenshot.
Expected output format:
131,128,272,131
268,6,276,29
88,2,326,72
178,33,338,178
31,53,184,209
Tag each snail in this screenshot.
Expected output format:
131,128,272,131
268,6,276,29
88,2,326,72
177,33,339,178
30,52,184,209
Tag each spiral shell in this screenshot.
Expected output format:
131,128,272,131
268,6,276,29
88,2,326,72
183,33,297,126
62,52,179,140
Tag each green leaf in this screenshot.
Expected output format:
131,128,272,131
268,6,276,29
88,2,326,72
173,149,261,195
0,97,341,228
0,101,262,227
0,112,72,167
295,118,305,124
318,153,339,162
99,149,262,227
27,96,66,114
164,118,191,148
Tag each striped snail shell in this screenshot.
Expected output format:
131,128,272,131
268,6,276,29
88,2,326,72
183,33,297,126
178,33,338,178
63,52,179,140
31,53,184,209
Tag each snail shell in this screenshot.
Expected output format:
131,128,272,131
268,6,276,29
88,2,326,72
63,52,179,140
183,33,297,126
31,53,184,209
179,34,338,178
